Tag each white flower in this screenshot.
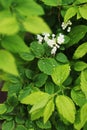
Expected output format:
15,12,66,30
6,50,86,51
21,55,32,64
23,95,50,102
52,34,55,38
51,46,57,55
57,33,65,44
47,39,56,48
61,20,72,30
37,34,43,43
67,26,71,32
42,33,50,37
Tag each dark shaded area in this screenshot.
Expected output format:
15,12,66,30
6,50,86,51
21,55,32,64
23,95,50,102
0,82,7,103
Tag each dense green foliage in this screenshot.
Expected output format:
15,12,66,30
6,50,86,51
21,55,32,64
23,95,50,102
0,0,87,130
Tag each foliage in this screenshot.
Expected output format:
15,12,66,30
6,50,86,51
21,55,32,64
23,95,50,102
0,0,87,130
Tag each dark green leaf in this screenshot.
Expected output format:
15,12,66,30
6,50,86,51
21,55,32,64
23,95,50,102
2,120,15,130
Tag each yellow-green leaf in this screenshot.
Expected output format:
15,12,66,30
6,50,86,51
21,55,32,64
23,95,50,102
56,95,76,123
79,5,87,20
0,104,7,114
0,50,19,76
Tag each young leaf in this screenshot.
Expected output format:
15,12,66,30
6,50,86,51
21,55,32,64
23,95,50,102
2,120,15,130
73,42,87,59
1,35,29,53
81,70,87,98
0,10,19,35
56,95,76,123
0,50,19,76
44,98,54,123
51,64,70,86
23,16,51,34
20,91,47,105
41,0,62,6
64,7,77,22
79,5,87,20
38,58,58,75
67,25,87,47
74,61,87,71
0,104,7,114
30,93,50,113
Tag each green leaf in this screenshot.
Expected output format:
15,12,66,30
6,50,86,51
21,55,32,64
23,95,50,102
30,42,45,58
38,58,58,75
0,104,7,114
0,0,13,8
1,35,29,53
79,5,87,20
51,64,70,86
33,73,48,88
36,120,51,129
73,42,87,59
56,95,76,123
74,103,87,130
74,61,87,71
67,25,87,47
0,50,19,76
81,70,87,98
30,93,50,113
15,125,27,130
15,0,44,16
56,52,69,63
64,7,77,22
21,91,46,105
2,120,15,130
71,86,87,107
0,10,19,35
31,108,44,121
41,0,62,6
78,0,87,3
44,99,54,123
45,81,54,94
23,16,51,34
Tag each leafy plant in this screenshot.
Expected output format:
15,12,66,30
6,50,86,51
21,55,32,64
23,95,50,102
0,0,87,130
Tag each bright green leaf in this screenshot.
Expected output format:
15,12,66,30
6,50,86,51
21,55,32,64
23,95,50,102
0,0,13,8
74,61,87,71
56,95,76,123
0,10,19,35
2,120,15,130
51,64,70,86
64,7,77,22
73,42,87,59
0,104,7,114
44,99,54,123
41,0,62,6
15,0,44,16
1,35,29,53
79,5,87,20
23,16,51,34
0,50,19,76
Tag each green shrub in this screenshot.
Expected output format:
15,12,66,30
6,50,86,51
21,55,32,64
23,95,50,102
0,0,87,130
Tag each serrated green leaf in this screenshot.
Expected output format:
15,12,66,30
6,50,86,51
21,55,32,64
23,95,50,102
44,99,54,123
1,35,29,53
38,58,58,75
51,64,70,86
56,95,76,123
0,10,19,35
2,120,15,130
41,0,62,6
15,0,44,16
79,5,87,20
74,61,87,71
23,16,51,34
73,42,87,59
0,50,19,76
81,70,87,98
0,104,7,114
64,7,77,22
30,93,50,113
67,25,87,47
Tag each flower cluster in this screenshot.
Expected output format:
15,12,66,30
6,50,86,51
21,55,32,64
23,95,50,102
61,20,72,32
37,33,65,55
